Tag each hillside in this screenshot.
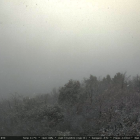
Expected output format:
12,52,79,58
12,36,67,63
0,72,140,136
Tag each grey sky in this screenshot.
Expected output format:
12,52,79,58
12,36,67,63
0,0,140,98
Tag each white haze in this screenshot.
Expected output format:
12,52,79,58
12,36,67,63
0,0,140,98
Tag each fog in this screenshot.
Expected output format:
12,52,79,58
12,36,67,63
0,0,140,98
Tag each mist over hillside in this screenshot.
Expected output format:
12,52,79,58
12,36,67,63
0,0,140,136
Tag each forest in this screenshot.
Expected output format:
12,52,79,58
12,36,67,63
0,72,140,136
